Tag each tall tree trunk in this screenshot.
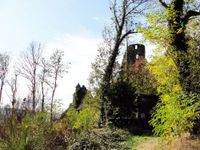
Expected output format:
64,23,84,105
100,9,126,126
168,0,189,92
99,0,141,126
32,67,36,112
159,0,200,92
11,74,17,115
41,84,45,112
0,79,4,103
100,37,122,126
41,74,45,112
50,73,58,125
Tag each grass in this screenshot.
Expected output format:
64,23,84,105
127,133,200,150
160,134,200,150
125,134,158,150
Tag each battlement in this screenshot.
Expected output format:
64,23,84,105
127,44,145,63
122,44,145,73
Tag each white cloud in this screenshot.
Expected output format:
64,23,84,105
1,32,156,111
0,33,101,111
45,33,157,110
45,33,101,109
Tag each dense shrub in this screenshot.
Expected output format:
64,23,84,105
0,112,51,150
66,92,100,133
69,127,130,150
108,79,137,128
149,55,200,140
150,93,200,140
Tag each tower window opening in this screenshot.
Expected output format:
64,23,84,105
141,113,145,119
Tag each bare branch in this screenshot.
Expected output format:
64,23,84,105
18,42,43,112
111,0,120,31
100,0,146,126
158,0,168,8
0,53,9,103
183,10,200,25
7,72,18,111
126,0,147,16
48,49,68,124
119,30,137,44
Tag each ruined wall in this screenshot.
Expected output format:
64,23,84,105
119,44,158,131
122,44,145,75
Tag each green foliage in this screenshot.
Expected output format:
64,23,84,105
138,9,170,49
81,91,100,111
88,41,120,94
185,18,200,93
0,117,26,150
130,62,157,95
140,0,200,141
141,0,200,92
150,93,200,140
148,55,180,94
69,127,130,150
126,135,157,150
65,107,79,129
21,113,51,150
108,79,137,127
66,92,100,133
0,112,50,150
53,92,101,149
148,54,200,141
89,44,112,94
74,108,99,132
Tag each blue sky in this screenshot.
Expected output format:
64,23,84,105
0,1,153,109
0,0,113,109
0,0,110,52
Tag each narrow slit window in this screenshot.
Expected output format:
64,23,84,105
141,113,145,119
136,54,139,59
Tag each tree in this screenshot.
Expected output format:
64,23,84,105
39,58,49,112
108,79,137,128
157,0,200,50
0,53,9,103
89,44,112,94
157,0,200,92
140,5,200,136
185,18,200,93
99,0,147,126
48,49,67,124
7,72,19,114
148,54,200,140
18,42,42,112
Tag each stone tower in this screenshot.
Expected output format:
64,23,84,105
122,44,145,75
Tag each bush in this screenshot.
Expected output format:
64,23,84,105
74,107,99,132
148,55,200,141
150,93,200,140
21,112,51,150
108,79,137,128
0,112,51,150
69,127,130,150
66,92,100,133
